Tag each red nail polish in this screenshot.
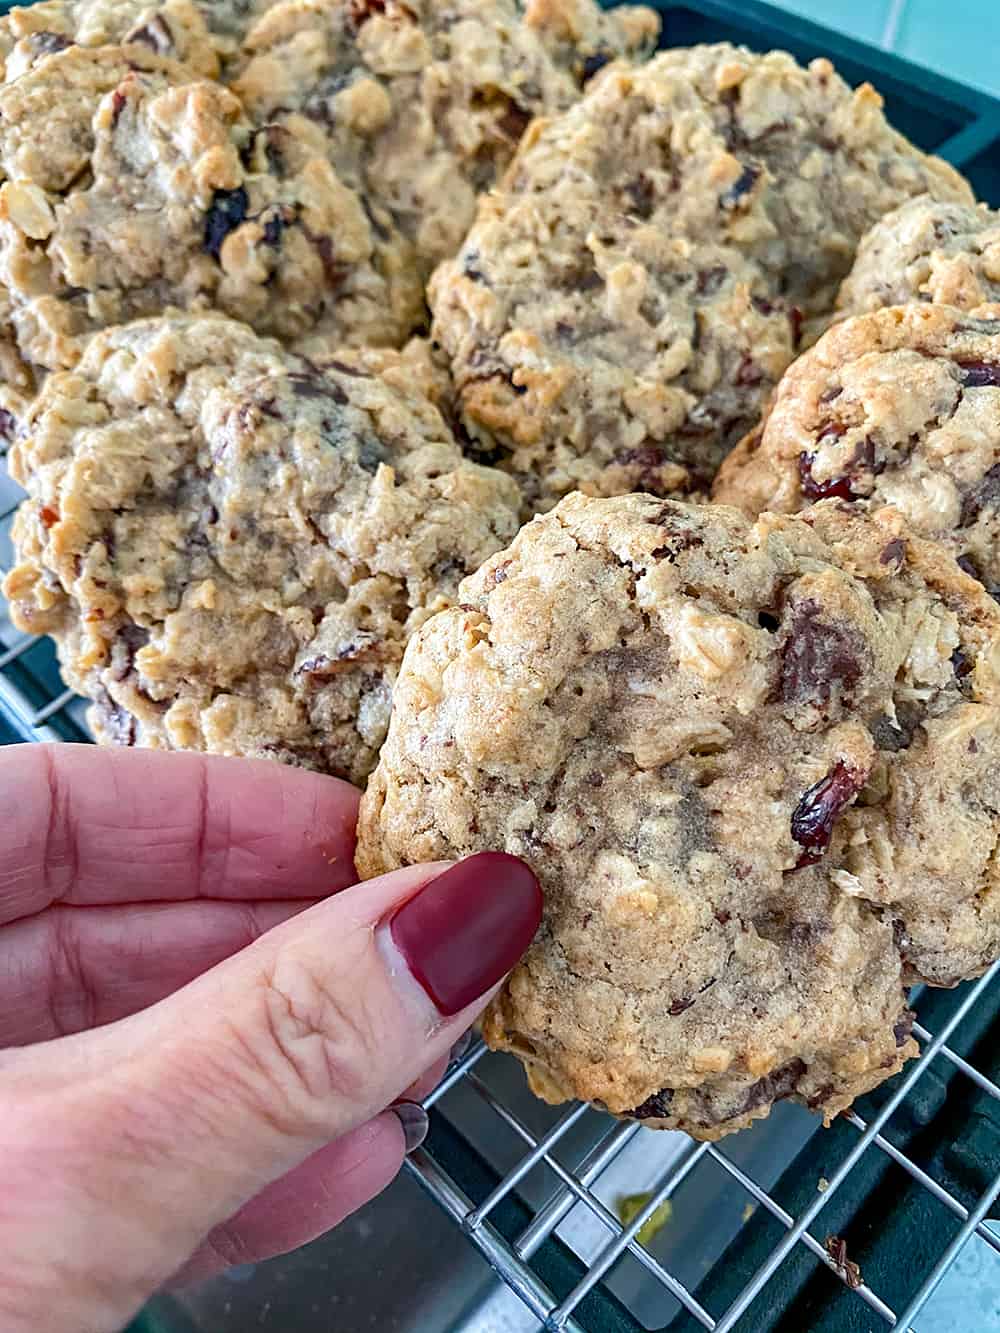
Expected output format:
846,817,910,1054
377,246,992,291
390,853,543,1016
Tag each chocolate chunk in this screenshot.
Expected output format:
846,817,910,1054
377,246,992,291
960,463,1000,527
204,188,248,259
581,51,612,82
0,407,17,443
629,1088,673,1120
720,163,760,208
312,234,348,289
869,713,911,752
695,266,727,296
957,359,1000,388
110,624,150,682
28,30,72,56
740,1058,806,1113
498,101,532,143
126,15,173,53
790,760,863,867
951,646,974,682
624,175,655,219
262,214,284,247
287,371,348,405
462,250,488,283
779,599,863,710
94,688,137,747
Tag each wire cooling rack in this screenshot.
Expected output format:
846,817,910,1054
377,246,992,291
4,439,1000,1333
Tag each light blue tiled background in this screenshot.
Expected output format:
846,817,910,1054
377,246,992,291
773,0,1000,96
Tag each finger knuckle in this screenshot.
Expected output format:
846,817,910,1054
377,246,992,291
245,949,380,1135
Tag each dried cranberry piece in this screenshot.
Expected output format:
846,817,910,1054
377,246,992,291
735,355,763,387
668,996,695,1016
957,359,1000,388
779,600,863,710
629,1088,673,1120
790,760,863,867
204,188,248,258
798,452,856,502
0,407,17,442
879,538,905,566
39,505,59,529
789,306,804,346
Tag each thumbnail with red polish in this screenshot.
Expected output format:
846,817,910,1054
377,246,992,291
389,852,543,1015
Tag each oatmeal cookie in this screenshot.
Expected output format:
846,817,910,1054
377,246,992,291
714,304,1000,598
430,44,972,509
358,493,1000,1135
838,197,1000,318
3,313,521,783
0,0,278,79
231,0,659,340
0,40,426,382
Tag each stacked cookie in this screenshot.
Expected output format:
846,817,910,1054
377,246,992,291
5,2,1000,1137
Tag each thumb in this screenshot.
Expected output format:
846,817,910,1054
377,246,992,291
0,853,541,1333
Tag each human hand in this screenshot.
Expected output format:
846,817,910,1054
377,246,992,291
0,745,541,1333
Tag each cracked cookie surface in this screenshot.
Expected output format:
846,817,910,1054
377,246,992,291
3,312,521,783
837,197,1000,318
358,492,1000,1136
430,44,972,510
714,303,1000,599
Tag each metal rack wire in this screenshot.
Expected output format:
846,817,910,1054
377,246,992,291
3,442,999,1331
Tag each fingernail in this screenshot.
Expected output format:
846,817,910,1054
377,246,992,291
391,1100,429,1154
390,852,543,1016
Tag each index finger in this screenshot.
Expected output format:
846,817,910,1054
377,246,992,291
1,745,361,924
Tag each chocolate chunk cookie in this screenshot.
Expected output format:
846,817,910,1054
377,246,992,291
3,313,521,783
358,493,1000,1136
430,44,972,510
0,0,277,80
838,197,1000,318
714,303,1000,598
231,0,659,348
0,40,428,379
